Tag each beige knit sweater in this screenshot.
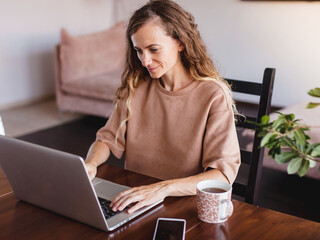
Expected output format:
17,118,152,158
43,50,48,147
96,78,240,184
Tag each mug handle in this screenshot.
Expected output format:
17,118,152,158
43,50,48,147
220,199,233,221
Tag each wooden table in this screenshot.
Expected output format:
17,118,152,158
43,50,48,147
0,164,319,240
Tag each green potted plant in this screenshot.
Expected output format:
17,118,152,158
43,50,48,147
254,88,320,177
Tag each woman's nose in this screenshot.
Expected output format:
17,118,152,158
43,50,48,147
141,53,152,67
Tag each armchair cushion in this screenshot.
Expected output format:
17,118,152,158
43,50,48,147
60,70,122,101
60,21,126,85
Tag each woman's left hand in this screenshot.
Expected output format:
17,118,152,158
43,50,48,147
110,181,171,214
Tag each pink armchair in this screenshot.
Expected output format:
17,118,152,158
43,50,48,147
54,22,126,117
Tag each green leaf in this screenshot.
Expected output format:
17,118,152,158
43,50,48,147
300,127,310,131
260,133,277,147
279,137,294,148
272,117,286,130
284,114,295,121
257,131,266,137
309,160,317,168
306,143,320,154
292,129,306,146
266,139,279,147
306,102,320,109
298,159,310,177
268,147,281,159
275,151,299,164
296,143,307,154
268,148,275,158
261,115,270,125
308,88,320,98
287,157,303,175
311,145,320,157
274,111,284,116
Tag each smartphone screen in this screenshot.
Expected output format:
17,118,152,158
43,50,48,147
153,218,186,240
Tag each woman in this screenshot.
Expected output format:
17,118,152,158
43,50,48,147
85,0,240,214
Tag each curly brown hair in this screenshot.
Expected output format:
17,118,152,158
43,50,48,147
115,0,237,141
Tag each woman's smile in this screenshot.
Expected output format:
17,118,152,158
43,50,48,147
147,66,159,72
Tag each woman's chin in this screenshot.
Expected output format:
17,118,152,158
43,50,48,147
148,72,162,79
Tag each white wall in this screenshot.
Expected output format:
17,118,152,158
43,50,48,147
1,0,320,109
0,0,145,109
177,0,320,106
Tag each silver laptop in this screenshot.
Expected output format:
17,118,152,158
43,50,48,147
0,136,162,231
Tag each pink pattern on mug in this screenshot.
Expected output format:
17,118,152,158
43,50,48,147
197,180,233,223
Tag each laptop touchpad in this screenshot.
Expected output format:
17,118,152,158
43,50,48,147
93,178,130,199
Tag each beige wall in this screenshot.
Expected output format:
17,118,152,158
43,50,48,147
1,0,319,109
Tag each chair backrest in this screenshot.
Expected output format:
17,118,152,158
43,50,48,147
225,68,276,204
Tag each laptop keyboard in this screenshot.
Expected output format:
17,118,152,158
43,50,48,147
98,197,128,220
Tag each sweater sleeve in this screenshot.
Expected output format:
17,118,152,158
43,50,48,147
96,101,126,159
202,88,241,184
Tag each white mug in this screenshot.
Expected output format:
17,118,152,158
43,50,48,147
196,180,233,223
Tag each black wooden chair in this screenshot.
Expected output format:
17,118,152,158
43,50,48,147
225,68,276,204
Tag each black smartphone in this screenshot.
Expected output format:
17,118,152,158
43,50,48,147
152,218,186,240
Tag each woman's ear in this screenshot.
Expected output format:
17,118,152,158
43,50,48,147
177,40,184,52
179,43,184,52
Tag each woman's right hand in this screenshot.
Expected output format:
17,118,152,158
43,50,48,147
84,141,111,180
85,162,97,180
